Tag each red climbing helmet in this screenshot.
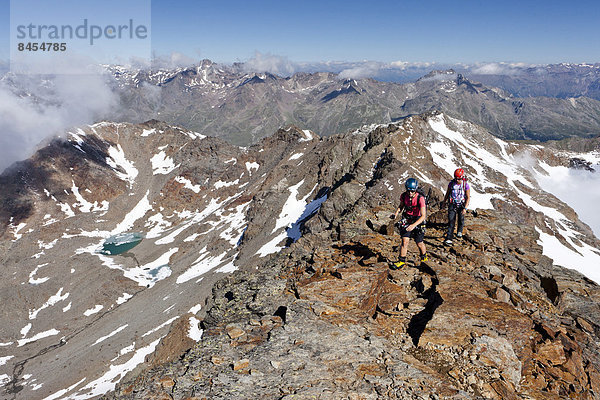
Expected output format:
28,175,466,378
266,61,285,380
454,168,465,179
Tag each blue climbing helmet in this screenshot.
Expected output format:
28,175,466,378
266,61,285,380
405,178,418,192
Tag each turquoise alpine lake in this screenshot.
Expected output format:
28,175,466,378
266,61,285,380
100,232,144,255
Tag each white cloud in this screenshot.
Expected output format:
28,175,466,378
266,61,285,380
151,52,199,69
327,60,443,81
535,162,600,237
0,65,119,172
242,52,297,77
390,60,435,69
469,62,537,75
339,61,385,79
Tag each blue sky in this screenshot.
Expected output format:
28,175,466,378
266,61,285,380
1,0,599,65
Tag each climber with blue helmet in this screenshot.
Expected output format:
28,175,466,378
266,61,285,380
390,178,428,269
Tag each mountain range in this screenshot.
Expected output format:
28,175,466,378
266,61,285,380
2,111,600,398
467,63,600,100
105,61,600,145
3,60,600,160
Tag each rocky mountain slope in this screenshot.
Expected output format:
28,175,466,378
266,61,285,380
1,112,600,399
546,135,600,154
104,114,600,400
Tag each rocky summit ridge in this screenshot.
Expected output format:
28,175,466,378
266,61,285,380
1,112,600,399
108,210,600,400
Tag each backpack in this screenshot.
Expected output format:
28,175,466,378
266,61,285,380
449,178,467,205
416,187,431,208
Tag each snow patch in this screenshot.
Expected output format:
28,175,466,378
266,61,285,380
111,190,152,235
175,176,202,193
256,231,287,257
188,317,203,341
0,356,13,366
43,378,87,399
141,128,156,137
214,179,239,189
58,202,76,218
107,144,138,188
0,356,14,366
17,328,60,347
29,288,69,319
184,233,201,242
84,305,104,317
21,323,32,337
216,258,238,273
257,182,325,257
150,151,180,175
116,293,133,305
9,222,27,241
29,263,50,285
537,228,600,285
300,129,313,142
287,192,328,241
71,180,109,213
218,202,251,245
92,324,128,346
185,130,206,140
177,250,229,284
119,343,135,356
38,240,58,250
101,247,178,287
142,317,178,338
273,180,310,232
245,161,259,175
188,304,202,314
63,338,161,399
145,213,172,239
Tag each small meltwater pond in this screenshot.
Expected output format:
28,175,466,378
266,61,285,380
99,232,144,255
147,264,169,277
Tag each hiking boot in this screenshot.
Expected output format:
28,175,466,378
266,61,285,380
420,254,428,262
444,239,453,245
456,232,463,238
391,260,405,270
